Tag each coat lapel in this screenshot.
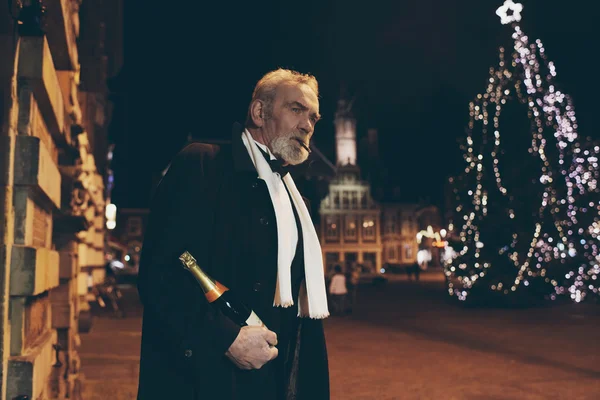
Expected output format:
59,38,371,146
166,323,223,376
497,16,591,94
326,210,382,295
231,122,257,174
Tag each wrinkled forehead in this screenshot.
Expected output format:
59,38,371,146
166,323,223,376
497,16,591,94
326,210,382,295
276,83,319,112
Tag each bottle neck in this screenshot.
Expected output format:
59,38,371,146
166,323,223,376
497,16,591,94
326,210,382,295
179,251,229,303
188,266,229,303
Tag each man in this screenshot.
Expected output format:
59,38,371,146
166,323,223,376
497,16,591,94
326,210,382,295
328,265,347,315
137,69,330,400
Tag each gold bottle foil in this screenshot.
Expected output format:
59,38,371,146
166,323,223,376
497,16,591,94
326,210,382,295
179,251,229,303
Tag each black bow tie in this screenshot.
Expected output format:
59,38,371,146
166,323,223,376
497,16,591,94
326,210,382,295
258,147,290,177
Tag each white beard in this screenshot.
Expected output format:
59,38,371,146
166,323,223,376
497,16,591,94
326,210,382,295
271,134,309,165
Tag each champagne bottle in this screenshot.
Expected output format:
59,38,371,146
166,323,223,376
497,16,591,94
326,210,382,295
179,251,265,327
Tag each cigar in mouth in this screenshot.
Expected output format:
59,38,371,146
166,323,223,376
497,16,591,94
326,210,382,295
295,138,311,153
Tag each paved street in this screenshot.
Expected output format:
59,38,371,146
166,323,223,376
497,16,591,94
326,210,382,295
80,272,600,399
79,285,143,400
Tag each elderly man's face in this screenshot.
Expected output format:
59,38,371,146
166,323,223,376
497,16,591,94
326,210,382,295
264,83,320,165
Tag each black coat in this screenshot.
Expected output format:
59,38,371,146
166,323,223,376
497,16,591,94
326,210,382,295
136,123,330,399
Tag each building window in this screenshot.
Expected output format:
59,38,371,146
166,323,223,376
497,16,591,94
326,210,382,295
344,252,358,271
405,244,413,260
384,214,397,235
351,191,358,209
342,191,350,209
127,217,142,236
362,216,376,242
363,252,376,273
401,215,414,235
360,192,367,208
325,252,340,274
387,244,397,261
325,216,340,241
326,252,340,263
345,215,358,242
333,191,340,209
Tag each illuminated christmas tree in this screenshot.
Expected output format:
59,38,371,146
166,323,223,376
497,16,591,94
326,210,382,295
445,0,600,303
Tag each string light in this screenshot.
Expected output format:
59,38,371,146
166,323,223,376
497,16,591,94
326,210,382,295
445,1,600,302
495,0,523,25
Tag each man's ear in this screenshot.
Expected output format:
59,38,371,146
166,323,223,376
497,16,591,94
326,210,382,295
250,100,265,128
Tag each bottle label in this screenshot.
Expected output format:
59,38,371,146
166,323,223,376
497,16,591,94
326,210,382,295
245,310,264,327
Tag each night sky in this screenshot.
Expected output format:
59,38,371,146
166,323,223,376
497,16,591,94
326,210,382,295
111,0,598,210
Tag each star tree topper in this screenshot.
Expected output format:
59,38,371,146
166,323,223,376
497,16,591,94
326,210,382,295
496,0,523,25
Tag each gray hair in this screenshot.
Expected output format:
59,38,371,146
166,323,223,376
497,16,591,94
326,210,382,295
246,69,319,127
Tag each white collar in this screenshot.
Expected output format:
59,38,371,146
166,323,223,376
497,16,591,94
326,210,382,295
252,139,276,161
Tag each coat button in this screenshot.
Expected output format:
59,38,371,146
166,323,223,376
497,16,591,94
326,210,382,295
184,349,193,358
253,282,262,292
260,217,269,225
251,181,259,188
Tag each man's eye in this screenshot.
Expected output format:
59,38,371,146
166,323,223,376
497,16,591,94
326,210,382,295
291,108,302,114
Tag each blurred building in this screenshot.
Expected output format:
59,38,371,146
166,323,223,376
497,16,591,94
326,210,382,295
319,99,382,274
107,208,150,275
0,1,122,398
319,98,443,276
380,203,419,268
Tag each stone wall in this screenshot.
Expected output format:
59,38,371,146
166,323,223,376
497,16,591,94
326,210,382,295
0,1,120,398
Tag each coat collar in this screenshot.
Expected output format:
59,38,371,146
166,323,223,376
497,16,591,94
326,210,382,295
231,122,257,174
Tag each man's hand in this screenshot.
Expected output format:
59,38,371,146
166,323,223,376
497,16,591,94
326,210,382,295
225,326,278,370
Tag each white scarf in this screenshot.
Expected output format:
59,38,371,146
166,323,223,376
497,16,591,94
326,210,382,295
241,129,329,319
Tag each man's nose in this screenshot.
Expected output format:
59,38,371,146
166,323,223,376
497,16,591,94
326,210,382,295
298,117,313,135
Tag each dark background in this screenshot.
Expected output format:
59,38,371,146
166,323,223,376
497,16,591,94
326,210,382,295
110,0,598,211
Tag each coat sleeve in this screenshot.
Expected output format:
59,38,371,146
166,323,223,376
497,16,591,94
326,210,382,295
137,143,241,361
